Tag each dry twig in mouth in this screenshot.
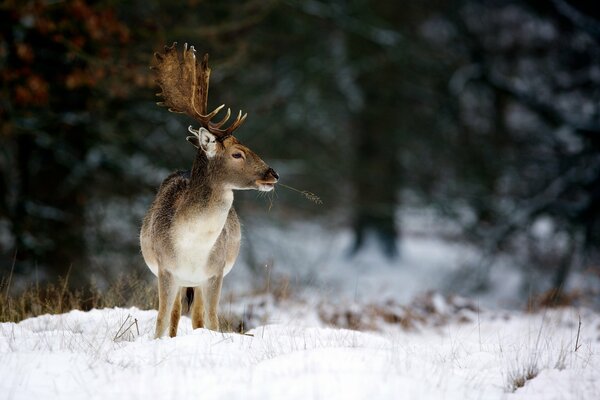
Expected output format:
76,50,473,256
278,183,323,205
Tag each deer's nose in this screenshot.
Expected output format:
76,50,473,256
267,168,279,181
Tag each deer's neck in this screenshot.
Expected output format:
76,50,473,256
185,150,233,212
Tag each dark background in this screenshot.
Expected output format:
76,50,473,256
1,0,599,302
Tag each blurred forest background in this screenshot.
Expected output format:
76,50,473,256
1,0,600,304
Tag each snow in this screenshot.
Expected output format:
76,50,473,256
1,305,599,399
3,212,600,399
233,216,523,308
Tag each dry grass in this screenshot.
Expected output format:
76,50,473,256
530,288,582,310
318,292,479,332
0,265,296,334
0,272,157,323
506,361,539,392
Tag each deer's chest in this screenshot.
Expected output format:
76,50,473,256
171,204,231,285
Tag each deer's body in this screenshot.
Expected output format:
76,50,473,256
141,43,278,338
141,168,239,287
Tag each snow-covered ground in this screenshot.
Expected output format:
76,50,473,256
1,304,599,399
231,215,535,309
3,213,600,399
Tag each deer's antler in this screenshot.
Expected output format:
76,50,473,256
152,42,247,139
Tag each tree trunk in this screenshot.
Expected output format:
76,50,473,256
350,82,400,258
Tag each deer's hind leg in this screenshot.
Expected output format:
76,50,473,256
155,269,179,339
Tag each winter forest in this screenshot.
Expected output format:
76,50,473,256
1,1,600,399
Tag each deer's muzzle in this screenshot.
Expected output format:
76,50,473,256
256,168,279,191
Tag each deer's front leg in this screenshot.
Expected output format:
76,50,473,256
155,269,179,339
191,286,205,329
169,288,183,337
203,274,223,331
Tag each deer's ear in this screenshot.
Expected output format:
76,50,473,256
198,128,218,158
186,136,200,149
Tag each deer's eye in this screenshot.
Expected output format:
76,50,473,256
232,153,244,159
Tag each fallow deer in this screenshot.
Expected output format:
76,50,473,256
140,43,278,338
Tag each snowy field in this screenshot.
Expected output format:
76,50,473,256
2,217,600,399
1,305,599,399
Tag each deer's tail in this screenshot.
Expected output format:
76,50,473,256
182,287,194,314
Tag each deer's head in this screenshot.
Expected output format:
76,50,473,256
152,43,278,192
185,127,278,191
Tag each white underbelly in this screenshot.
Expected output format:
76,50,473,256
172,241,213,285
145,241,235,286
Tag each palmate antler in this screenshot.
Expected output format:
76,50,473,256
152,42,247,140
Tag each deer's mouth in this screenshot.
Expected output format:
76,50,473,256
256,179,277,192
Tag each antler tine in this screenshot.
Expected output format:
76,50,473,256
223,111,248,134
208,110,247,136
210,107,232,129
199,104,226,121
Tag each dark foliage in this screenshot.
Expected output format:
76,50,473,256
0,0,599,298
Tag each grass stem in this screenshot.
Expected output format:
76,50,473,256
278,183,323,204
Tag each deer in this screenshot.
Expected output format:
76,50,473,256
140,43,279,338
